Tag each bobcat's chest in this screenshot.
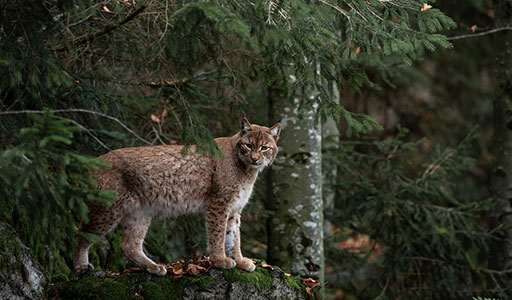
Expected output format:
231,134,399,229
233,183,254,212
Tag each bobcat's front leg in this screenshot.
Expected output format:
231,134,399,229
206,206,236,269
226,210,255,272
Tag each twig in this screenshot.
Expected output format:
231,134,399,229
0,108,151,145
447,26,512,41
76,75,189,88
374,276,390,300
54,4,148,51
0,109,215,171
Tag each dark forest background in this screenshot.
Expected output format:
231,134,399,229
1,0,511,299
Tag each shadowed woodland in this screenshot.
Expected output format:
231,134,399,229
1,0,512,299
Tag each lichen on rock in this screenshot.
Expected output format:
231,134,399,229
0,222,47,300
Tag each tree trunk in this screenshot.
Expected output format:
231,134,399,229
322,81,340,235
266,80,325,284
489,0,512,276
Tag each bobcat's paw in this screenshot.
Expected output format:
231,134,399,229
73,264,105,278
211,257,236,269
236,257,256,272
75,263,94,274
146,264,168,276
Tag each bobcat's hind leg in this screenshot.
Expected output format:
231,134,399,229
74,207,121,273
120,211,167,276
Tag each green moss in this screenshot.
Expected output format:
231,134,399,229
253,259,310,296
141,273,213,300
48,274,138,300
0,223,22,271
48,272,214,300
222,264,272,291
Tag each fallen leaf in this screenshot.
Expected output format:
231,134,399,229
471,25,477,33
261,262,274,270
302,278,320,288
150,114,160,123
420,3,432,11
186,264,207,276
122,267,143,274
106,270,120,276
196,256,211,269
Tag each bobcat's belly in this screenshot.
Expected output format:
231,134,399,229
149,187,206,218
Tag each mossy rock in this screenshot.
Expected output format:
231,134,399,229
0,222,47,300
47,263,315,300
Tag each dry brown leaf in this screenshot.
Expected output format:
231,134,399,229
261,262,274,270
302,278,320,288
122,267,143,274
186,264,207,276
420,3,432,11
161,108,168,118
150,114,160,123
197,256,211,269
106,270,120,276
355,46,361,55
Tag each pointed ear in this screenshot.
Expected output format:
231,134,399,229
241,117,252,135
269,122,281,142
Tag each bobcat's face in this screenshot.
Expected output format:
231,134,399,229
235,118,280,170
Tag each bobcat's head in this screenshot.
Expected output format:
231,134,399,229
235,117,280,170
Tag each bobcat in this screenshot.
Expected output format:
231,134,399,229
73,117,280,275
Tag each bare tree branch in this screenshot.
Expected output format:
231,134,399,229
447,26,512,41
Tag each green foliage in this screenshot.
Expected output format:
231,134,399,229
324,127,504,298
0,111,116,275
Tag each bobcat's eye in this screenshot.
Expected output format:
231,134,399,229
261,146,270,151
244,143,253,150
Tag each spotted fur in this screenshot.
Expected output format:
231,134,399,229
73,118,280,275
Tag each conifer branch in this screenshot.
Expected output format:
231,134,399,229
447,26,512,41
55,4,149,52
0,109,215,171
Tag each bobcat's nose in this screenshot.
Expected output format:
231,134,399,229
250,157,260,164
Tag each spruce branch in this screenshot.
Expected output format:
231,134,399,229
54,3,149,52
0,109,215,170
